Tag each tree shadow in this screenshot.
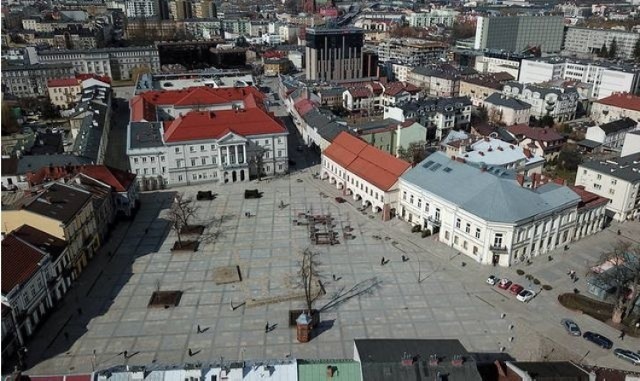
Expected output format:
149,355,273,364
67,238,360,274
312,319,335,338
319,277,383,312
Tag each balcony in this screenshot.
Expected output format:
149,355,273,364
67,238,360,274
490,245,508,253
427,216,441,226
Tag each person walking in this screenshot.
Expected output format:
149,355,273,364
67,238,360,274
381,257,385,266
619,330,626,340
265,322,269,333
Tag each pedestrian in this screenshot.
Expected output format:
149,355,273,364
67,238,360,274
618,229,622,236
265,322,269,333
381,257,385,266
619,330,626,340
332,274,336,281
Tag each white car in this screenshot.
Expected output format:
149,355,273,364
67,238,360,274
516,289,536,303
486,275,498,285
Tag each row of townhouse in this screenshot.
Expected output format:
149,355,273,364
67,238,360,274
36,47,160,81
1,165,138,360
342,81,421,112
126,86,289,189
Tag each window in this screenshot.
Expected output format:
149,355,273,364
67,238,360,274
278,150,283,157
135,169,140,174
162,166,166,173
192,174,197,180
410,195,414,204
143,168,148,174
403,191,407,200
152,168,156,174
176,160,182,168
175,147,180,153
594,183,602,190
264,139,269,145
161,156,165,162
493,233,503,247
201,157,207,165
609,188,615,195
475,228,481,239
435,208,440,221
425,203,429,213
178,175,183,181
597,174,602,180
463,241,468,249
465,223,471,234
445,231,450,240
454,235,459,245
201,145,205,151
473,246,478,255
455,218,461,228
190,146,195,153
134,158,139,164
191,159,196,166
611,179,617,185
142,157,147,163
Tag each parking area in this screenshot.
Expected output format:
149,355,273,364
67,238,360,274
22,166,640,374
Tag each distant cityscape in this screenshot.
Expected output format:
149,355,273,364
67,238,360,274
2,0,640,379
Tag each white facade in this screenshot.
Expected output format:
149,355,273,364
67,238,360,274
585,121,638,150
591,96,640,125
575,154,640,222
519,58,640,100
622,132,640,157
399,153,604,267
128,132,288,187
407,9,458,28
564,27,640,60
474,55,521,80
126,0,159,18
502,83,578,122
391,63,412,82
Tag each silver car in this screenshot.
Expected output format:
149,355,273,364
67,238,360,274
614,348,640,366
561,319,581,336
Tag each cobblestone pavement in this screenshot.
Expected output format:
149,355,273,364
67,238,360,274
22,167,640,374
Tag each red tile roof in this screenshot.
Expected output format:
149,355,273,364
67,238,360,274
47,78,81,88
163,109,287,143
384,82,421,96
323,132,411,191
570,185,609,209
348,87,373,98
596,93,640,112
507,124,564,142
1,234,46,294
294,99,316,117
130,87,266,122
27,165,136,192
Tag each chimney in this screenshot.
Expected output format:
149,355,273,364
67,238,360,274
428,355,439,367
401,353,415,366
326,366,335,378
451,355,464,367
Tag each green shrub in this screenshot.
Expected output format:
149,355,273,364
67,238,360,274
525,274,534,281
542,285,552,290
411,225,422,233
516,269,525,276
533,278,541,285
421,229,431,238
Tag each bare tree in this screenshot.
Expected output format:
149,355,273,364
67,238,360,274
590,242,640,323
298,248,322,314
249,145,269,181
167,194,199,246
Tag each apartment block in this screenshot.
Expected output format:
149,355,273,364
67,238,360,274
474,16,564,53
564,27,640,60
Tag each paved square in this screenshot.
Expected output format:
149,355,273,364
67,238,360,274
22,167,640,374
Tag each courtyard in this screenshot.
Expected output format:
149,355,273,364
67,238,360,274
21,166,640,374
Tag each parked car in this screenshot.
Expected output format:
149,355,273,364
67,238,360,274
498,279,512,290
516,289,536,302
486,275,498,286
561,319,581,336
583,331,613,349
614,348,640,366
509,284,524,295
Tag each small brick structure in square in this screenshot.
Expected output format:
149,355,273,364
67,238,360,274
148,291,183,308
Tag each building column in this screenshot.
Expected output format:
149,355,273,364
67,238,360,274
234,145,239,164
225,146,229,165
242,144,246,164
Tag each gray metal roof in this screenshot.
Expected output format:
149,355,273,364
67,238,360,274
130,122,164,149
318,122,349,142
397,96,472,114
485,93,531,110
401,152,580,223
73,102,108,162
354,339,482,381
599,117,637,135
580,152,640,183
17,154,92,175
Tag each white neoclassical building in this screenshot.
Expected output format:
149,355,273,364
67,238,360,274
399,152,606,266
127,87,288,189
321,132,411,220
